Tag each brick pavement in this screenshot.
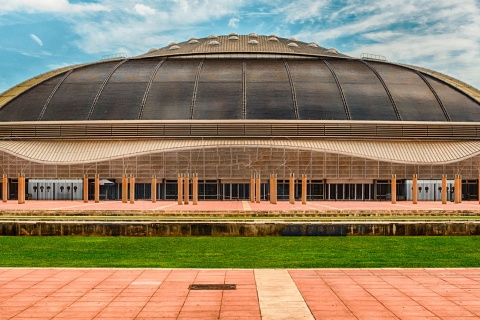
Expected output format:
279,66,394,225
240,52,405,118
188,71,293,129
1,268,480,319
1,199,480,213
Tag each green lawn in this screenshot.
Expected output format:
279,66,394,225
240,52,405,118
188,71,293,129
1,236,479,268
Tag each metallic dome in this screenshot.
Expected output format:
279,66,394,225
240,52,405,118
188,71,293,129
1,34,479,122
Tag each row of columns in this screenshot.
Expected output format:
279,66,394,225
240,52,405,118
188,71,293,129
391,174,464,205
0,173,474,205
253,173,308,205
176,173,199,205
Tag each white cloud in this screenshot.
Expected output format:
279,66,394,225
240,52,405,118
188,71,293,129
228,17,240,28
0,0,108,14
30,34,43,46
134,4,155,16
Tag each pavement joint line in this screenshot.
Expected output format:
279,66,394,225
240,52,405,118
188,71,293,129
255,269,314,320
242,201,252,211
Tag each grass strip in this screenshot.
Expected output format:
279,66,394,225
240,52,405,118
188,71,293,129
0,236,479,268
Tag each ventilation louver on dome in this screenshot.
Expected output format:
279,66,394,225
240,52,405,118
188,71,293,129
169,45,180,50
326,48,339,54
229,36,239,40
148,48,158,53
188,39,199,44
307,42,319,48
208,34,218,39
248,39,259,45
287,42,299,47
267,37,278,42
209,40,220,45
249,32,259,38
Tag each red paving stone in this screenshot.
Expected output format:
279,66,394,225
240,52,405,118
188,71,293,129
0,268,479,319
1,199,480,213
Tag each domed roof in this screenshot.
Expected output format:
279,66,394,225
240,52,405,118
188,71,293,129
0,34,479,122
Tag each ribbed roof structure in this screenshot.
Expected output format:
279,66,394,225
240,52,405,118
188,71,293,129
0,34,479,122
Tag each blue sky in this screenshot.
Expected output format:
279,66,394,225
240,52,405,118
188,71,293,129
1,0,479,93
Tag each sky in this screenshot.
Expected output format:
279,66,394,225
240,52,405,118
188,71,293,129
0,0,479,93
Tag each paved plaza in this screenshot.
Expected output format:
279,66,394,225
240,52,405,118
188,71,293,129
1,268,480,319
1,199,480,213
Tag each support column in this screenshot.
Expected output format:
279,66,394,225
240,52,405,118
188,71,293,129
2,174,7,202
454,175,461,204
193,173,198,205
151,175,157,203
129,175,135,204
301,174,307,205
250,173,255,203
94,174,100,203
18,174,25,204
289,173,295,204
255,174,261,203
177,174,183,205
184,174,189,205
83,175,88,203
442,175,447,204
272,174,277,204
269,174,274,204
391,174,396,204
458,175,462,203
412,174,418,204
122,174,128,203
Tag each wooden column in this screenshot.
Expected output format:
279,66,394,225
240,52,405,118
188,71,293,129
441,175,447,204
250,174,255,203
272,174,277,204
269,174,274,204
2,174,7,202
255,174,261,203
458,175,462,203
454,175,461,204
122,174,128,203
94,174,100,203
129,175,135,204
193,173,198,205
301,174,307,205
83,175,88,203
177,174,183,205
183,174,189,205
289,173,295,204
412,174,418,204
18,175,25,204
151,175,157,203
391,174,396,204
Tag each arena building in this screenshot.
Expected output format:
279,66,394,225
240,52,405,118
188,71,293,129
1,33,480,204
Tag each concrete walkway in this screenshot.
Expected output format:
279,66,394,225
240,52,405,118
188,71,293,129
1,268,479,319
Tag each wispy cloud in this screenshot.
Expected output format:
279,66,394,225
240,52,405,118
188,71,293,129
0,0,109,14
30,34,43,46
1,0,479,91
228,17,240,28
134,4,155,16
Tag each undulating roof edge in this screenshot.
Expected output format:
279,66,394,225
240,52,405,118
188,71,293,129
1,139,480,165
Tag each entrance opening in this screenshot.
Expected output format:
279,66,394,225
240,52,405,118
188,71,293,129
326,181,374,200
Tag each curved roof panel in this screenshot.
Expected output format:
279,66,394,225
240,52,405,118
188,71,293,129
1,139,480,165
0,35,479,122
